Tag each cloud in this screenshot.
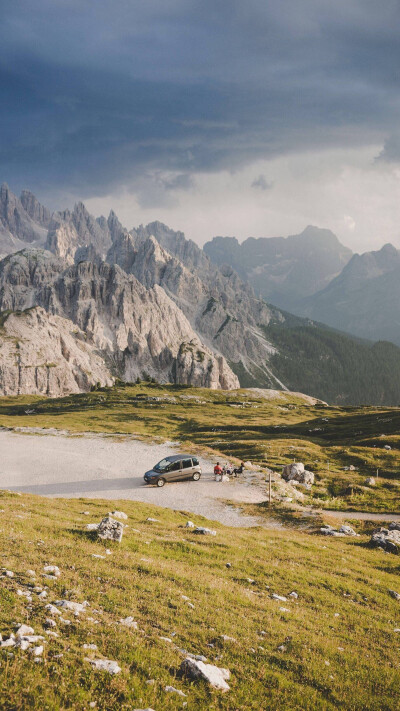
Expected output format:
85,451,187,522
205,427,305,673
1,0,400,204
251,175,273,191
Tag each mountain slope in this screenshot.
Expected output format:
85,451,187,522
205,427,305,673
0,250,238,393
299,243,400,344
204,225,353,311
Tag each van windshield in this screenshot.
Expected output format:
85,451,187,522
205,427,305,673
154,458,171,473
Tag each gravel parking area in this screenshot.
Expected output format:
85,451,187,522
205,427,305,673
0,429,267,527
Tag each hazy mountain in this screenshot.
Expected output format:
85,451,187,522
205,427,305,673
298,243,400,344
204,226,353,311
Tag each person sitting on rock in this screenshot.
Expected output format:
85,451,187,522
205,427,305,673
214,462,223,481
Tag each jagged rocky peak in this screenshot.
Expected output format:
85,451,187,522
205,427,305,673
0,249,238,392
20,190,52,227
46,200,113,263
0,183,47,244
106,230,137,273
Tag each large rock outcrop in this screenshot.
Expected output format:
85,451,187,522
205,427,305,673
0,250,238,393
0,307,114,396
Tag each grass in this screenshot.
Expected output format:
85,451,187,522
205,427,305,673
1,382,400,514
1,492,400,710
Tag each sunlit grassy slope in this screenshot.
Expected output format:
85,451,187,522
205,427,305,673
0,382,400,513
1,491,400,710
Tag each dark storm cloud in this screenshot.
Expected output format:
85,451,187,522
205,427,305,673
1,0,400,201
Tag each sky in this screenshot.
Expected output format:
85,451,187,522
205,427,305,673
2,0,400,251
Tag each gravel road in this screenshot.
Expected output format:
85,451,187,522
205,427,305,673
0,429,267,527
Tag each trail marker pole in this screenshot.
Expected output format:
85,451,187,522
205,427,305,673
269,470,272,506
376,468,379,479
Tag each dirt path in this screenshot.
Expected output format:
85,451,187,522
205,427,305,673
0,428,269,527
319,509,400,522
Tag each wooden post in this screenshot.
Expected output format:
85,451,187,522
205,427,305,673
376,468,379,479
328,460,330,471
269,469,272,506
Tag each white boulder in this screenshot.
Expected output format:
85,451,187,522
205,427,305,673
180,657,231,691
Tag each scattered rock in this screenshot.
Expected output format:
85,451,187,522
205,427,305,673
43,565,60,577
226,562,232,568
320,524,357,537
32,646,44,656
370,527,400,554
45,619,57,628
86,523,99,531
364,477,376,486
110,511,128,520
180,657,230,691
272,594,287,602
389,590,400,600
159,636,172,643
119,616,138,629
164,685,187,697
193,527,216,536
97,516,124,543
282,462,314,485
15,625,34,638
289,591,298,599
3,570,14,578
185,521,195,528
45,604,62,616
55,600,89,614
83,643,98,650
146,517,158,523
221,635,236,642
86,658,121,674
26,570,36,577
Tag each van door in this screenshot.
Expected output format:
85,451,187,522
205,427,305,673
166,460,182,481
181,458,194,480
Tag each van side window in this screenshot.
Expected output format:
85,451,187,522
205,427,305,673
182,459,192,469
192,457,199,466
170,461,181,472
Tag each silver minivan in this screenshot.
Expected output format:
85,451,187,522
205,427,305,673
143,454,202,487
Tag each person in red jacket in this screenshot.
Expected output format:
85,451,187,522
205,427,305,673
214,462,223,480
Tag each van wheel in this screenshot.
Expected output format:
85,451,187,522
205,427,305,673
157,478,166,487
192,472,201,481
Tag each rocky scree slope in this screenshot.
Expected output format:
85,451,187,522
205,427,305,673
0,250,238,395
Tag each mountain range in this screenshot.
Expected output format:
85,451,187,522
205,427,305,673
1,182,400,405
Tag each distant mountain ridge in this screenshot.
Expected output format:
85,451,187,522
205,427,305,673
204,226,353,311
1,182,400,405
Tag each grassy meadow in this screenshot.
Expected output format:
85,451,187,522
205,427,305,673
0,382,400,514
1,491,400,710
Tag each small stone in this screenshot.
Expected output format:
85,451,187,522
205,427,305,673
86,658,121,674
92,554,105,559
277,644,286,652
110,511,128,520
221,635,236,642
226,562,232,568
187,602,195,609
389,590,400,600
45,604,62,616
164,686,186,697
272,594,287,602
43,565,60,577
83,643,98,650
3,570,14,577
279,607,290,612
180,658,230,691
45,619,56,628
46,630,59,638
193,527,216,536
1,638,16,648
15,624,34,638
32,646,44,656
18,640,30,651
86,523,99,531
289,591,298,599
159,636,172,643
146,517,158,522
119,616,138,628
55,600,89,614
26,570,36,577
185,521,195,528
38,591,48,599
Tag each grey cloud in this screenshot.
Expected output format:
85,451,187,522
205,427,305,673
251,175,273,191
1,1,400,201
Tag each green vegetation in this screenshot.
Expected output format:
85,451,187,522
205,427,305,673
262,318,400,406
1,383,400,514
1,491,400,710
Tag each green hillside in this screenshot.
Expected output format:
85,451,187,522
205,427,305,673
1,491,400,710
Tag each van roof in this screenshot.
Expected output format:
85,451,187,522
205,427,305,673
164,454,195,463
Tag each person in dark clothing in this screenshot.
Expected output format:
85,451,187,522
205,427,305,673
233,462,245,477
